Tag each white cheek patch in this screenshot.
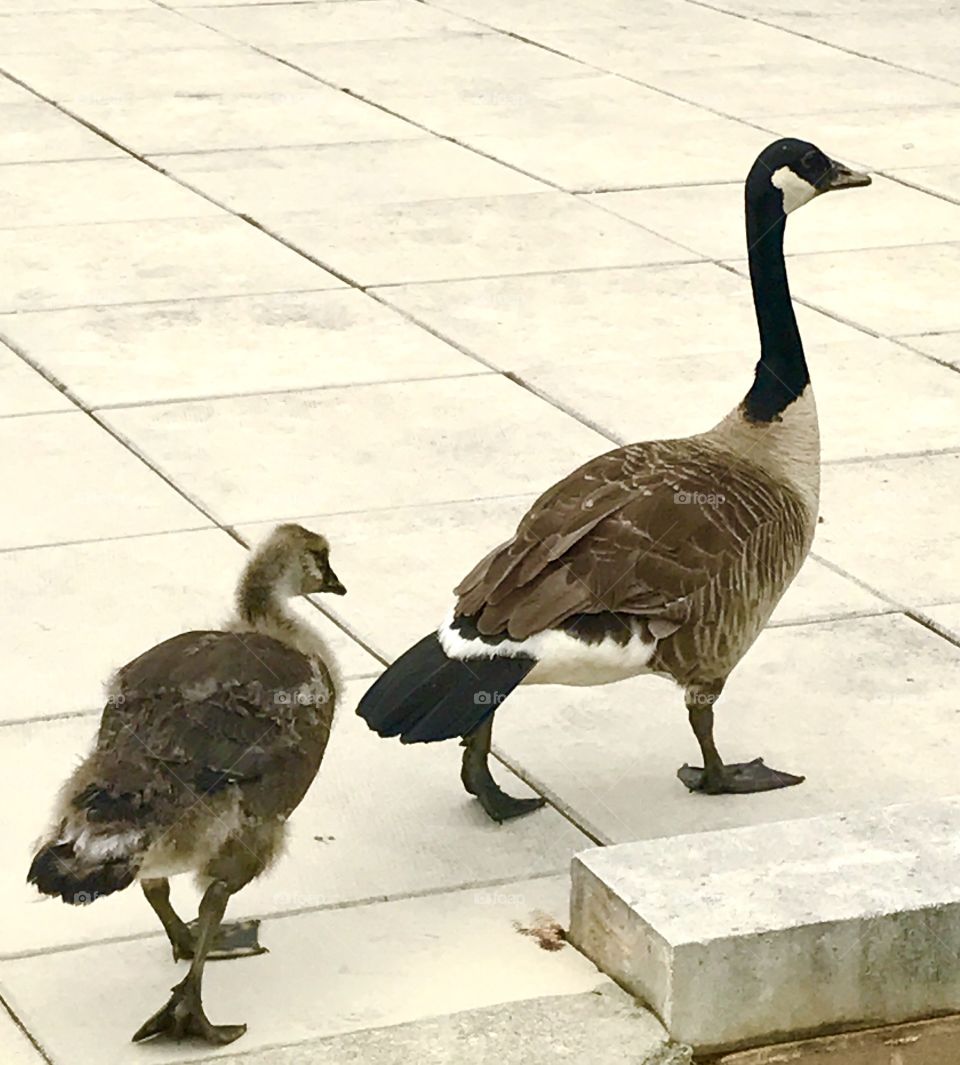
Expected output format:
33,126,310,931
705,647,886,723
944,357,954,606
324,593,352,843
770,166,818,214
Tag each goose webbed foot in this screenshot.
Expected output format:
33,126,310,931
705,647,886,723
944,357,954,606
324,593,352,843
678,757,805,794
461,717,546,823
132,975,246,1046
681,696,805,795
180,918,266,961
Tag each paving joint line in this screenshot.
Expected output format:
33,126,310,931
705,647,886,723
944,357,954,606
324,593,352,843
889,335,960,376
367,288,626,446
89,369,496,413
0,326,387,668
2,868,566,964
823,444,960,466
0,285,345,317
416,0,778,134
684,0,960,90
803,553,960,651
0,991,53,1065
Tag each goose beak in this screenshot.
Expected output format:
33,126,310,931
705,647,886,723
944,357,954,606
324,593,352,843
823,159,872,191
323,569,347,596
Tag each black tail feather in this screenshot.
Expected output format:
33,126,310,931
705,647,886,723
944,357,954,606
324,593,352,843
28,842,136,905
357,632,535,743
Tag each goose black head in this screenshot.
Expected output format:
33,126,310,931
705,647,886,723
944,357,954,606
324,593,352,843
747,137,871,216
265,523,347,597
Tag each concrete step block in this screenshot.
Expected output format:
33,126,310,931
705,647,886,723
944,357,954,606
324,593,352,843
569,798,960,1055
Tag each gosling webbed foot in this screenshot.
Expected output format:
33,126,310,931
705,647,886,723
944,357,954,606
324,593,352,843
132,978,246,1046
174,918,266,961
677,756,805,795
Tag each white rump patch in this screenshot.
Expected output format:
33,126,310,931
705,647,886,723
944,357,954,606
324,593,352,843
770,166,817,214
438,609,659,688
74,828,142,861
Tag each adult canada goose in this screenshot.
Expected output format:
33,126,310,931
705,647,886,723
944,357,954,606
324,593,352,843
28,524,345,1045
357,138,871,823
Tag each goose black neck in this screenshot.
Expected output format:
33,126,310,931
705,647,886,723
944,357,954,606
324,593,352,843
741,192,809,423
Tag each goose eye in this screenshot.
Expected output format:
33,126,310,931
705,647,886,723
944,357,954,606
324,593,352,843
799,149,820,173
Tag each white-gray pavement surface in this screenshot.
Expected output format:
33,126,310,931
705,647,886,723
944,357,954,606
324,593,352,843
2,0,959,1061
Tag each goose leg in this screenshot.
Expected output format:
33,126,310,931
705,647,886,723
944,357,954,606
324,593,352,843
141,877,265,961
677,687,804,794
461,716,546,823
133,879,247,1046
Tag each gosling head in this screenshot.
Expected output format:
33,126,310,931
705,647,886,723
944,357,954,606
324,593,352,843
748,137,871,216
256,523,347,598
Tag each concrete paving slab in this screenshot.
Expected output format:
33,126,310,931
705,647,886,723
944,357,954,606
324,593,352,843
154,140,542,217
645,52,960,118
189,986,675,1065
714,0,936,16
920,604,960,644
4,0,149,10
535,7,810,67
818,452,960,606
1,876,607,1064
0,99,122,163
763,107,960,170
69,87,420,155
0,528,377,726
0,8,230,54
273,194,692,286
0,158,220,228
463,114,769,192
370,75,769,189
1,290,483,407
4,686,591,955
729,244,960,337
888,165,960,202
265,499,888,664
0,216,342,313
0,343,71,415
379,266,960,461
770,12,960,84
415,0,655,32
282,33,591,98
4,46,319,103
897,332,960,368
493,613,960,845
101,375,610,523
0,412,207,550
0,1008,44,1065
191,0,480,46
570,798,960,1052
590,175,960,260
0,78,44,105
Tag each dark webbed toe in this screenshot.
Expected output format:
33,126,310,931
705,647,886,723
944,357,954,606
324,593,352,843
183,918,266,960
132,978,246,1045
678,757,805,795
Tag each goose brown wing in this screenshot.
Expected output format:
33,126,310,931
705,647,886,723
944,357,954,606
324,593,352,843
455,440,776,641
89,632,332,825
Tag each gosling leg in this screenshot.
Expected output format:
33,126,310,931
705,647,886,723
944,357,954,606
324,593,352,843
133,879,246,1046
142,877,265,961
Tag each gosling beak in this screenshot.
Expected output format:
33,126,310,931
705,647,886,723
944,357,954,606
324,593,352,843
323,569,347,596
823,159,872,191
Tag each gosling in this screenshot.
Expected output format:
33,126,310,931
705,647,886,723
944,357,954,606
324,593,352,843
28,524,345,1046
